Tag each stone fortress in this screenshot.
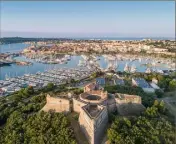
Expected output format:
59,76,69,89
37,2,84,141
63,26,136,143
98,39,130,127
42,81,144,144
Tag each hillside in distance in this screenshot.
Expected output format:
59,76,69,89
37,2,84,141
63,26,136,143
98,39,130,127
0,37,72,45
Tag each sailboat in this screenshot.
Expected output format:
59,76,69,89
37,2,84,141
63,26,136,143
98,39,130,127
5,73,10,81
65,55,71,61
78,60,86,67
138,58,142,62
124,63,130,72
81,55,88,60
115,61,119,71
130,64,137,73
107,62,113,69
151,62,156,66
145,68,152,73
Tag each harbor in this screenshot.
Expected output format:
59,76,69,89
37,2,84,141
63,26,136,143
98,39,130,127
0,66,98,96
0,43,175,81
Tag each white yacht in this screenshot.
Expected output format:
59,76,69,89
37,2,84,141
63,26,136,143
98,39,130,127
151,61,156,66
89,60,94,64
5,74,10,81
65,55,71,60
138,58,142,62
157,69,164,74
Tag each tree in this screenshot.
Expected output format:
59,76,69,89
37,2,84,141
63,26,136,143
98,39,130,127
158,77,172,91
70,79,76,84
26,86,34,94
91,72,97,78
169,80,176,91
73,88,83,95
46,83,55,91
156,74,164,82
155,89,164,98
0,111,76,144
107,103,175,144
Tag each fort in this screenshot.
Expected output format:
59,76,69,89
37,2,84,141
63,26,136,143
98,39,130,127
42,82,145,144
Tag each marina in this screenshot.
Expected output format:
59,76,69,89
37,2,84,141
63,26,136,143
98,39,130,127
0,67,98,96
0,43,175,80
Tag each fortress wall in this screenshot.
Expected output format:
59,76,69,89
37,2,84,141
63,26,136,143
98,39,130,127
84,86,93,92
84,82,97,92
84,86,88,92
93,107,108,128
107,98,117,113
42,95,70,113
102,91,108,98
115,93,142,104
79,105,108,144
89,90,107,98
73,98,86,113
115,96,141,104
79,107,94,144
93,107,108,144
108,103,117,113
94,109,108,144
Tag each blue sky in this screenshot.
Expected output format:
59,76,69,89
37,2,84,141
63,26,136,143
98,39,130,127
1,1,175,38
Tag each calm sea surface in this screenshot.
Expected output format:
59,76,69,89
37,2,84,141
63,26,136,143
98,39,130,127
0,43,30,53
0,43,170,80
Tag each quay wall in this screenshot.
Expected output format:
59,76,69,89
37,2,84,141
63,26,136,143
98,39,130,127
115,96,141,104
